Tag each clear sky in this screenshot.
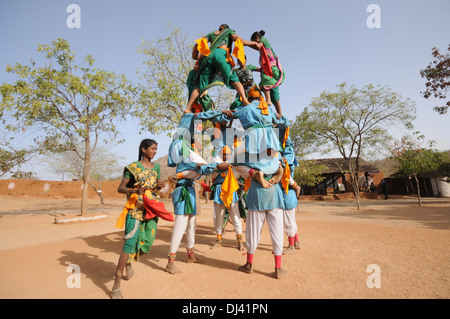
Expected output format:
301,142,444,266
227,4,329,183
1,0,449,180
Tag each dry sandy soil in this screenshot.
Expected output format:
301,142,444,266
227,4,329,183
0,194,449,301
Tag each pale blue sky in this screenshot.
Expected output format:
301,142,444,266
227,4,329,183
1,0,449,180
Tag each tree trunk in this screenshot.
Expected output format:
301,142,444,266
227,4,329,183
355,187,361,210
347,161,361,210
414,174,422,206
89,181,105,204
80,139,91,216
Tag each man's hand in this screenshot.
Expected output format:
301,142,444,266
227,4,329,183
135,188,146,195
196,163,207,169
221,110,235,117
157,180,166,189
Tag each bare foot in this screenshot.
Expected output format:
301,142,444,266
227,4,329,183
187,253,203,264
275,268,287,279
164,261,181,275
110,289,123,299
295,241,301,250
253,171,271,189
125,264,134,280
238,262,253,274
283,245,296,255
210,239,222,249
237,241,245,251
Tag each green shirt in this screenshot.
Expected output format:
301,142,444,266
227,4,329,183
205,29,235,48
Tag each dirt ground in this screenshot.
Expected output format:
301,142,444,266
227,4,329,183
0,194,449,300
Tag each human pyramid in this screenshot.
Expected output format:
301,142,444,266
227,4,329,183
111,24,301,299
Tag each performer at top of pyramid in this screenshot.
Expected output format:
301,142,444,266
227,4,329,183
183,24,258,113
247,30,285,118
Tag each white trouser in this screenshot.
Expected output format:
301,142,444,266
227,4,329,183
213,202,243,235
246,208,284,256
283,208,298,238
169,214,196,253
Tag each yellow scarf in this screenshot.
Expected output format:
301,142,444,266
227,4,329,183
195,37,210,56
283,127,290,149
220,166,239,209
232,38,246,65
115,193,139,229
248,86,269,115
281,160,291,194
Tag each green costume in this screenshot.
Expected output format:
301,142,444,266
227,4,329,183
122,161,161,262
258,37,285,103
197,28,240,93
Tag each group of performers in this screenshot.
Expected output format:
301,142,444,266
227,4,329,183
110,25,300,299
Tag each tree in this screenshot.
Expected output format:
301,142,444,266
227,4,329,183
293,160,326,188
391,134,449,205
135,27,234,135
0,38,136,215
291,83,416,209
0,140,30,178
0,119,39,178
42,144,124,204
420,44,450,114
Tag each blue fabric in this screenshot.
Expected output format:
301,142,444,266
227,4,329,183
172,113,195,142
172,181,197,216
246,181,284,211
283,189,298,210
233,150,281,175
231,101,280,155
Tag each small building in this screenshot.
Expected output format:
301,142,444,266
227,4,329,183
300,158,384,195
388,172,450,198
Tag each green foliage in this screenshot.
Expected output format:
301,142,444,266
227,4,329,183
0,147,28,178
291,83,416,209
135,27,234,135
420,44,450,114
135,27,193,134
390,134,449,204
1,38,135,156
0,38,136,214
292,83,416,172
293,160,326,187
391,135,448,178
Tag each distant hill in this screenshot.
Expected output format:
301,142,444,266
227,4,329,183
154,154,175,180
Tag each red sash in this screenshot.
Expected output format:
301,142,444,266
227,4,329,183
259,47,273,77
143,193,174,222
